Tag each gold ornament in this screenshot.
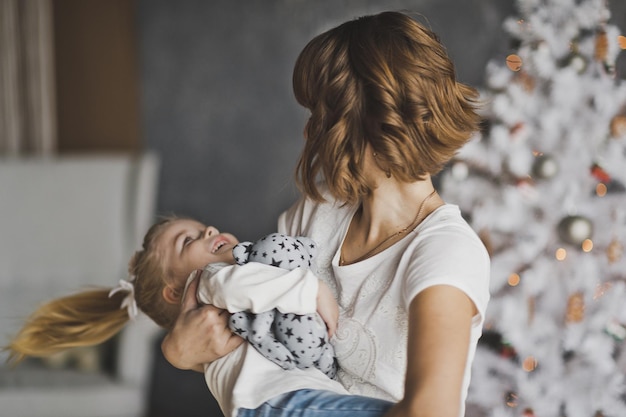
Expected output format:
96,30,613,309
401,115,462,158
517,70,536,92
506,54,523,71
595,30,608,62
607,238,624,263
610,115,626,138
528,296,535,325
566,292,585,323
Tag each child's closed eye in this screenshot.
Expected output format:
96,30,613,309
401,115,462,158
183,230,204,246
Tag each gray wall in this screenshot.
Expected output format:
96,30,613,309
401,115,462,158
138,0,626,241
137,0,520,241
136,1,626,416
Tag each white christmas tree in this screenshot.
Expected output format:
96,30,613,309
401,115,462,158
440,1,626,416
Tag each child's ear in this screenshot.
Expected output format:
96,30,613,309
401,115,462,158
162,285,181,305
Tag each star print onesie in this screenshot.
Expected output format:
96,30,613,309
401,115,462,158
228,233,337,379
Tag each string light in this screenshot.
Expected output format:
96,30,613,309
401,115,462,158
596,183,607,196
556,248,567,260
594,282,612,300
618,35,626,50
508,273,521,286
582,239,593,252
522,356,538,372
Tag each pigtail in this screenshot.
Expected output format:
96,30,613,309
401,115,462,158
6,217,180,364
5,289,129,363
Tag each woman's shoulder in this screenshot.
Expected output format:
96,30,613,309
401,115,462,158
402,204,490,312
278,184,353,237
422,205,484,245
410,204,490,272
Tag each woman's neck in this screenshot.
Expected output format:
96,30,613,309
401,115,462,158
340,177,443,265
365,177,438,231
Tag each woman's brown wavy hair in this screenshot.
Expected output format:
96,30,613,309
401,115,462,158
293,11,481,204
5,217,181,363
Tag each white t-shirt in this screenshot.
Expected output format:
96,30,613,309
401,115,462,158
188,262,348,417
277,191,490,417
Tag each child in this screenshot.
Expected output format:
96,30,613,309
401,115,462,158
6,216,393,417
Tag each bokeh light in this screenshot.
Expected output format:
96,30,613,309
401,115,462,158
506,54,523,71
508,273,521,286
522,356,538,372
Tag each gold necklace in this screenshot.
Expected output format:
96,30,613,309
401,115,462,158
339,189,438,266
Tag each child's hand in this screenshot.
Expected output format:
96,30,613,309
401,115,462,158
316,280,339,337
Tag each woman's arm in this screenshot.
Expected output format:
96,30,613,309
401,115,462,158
162,266,339,370
385,284,476,417
161,274,244,371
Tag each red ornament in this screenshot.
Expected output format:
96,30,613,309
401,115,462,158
591,164,611,183
523,408,536,417
500,343,517,359
510,122,524,132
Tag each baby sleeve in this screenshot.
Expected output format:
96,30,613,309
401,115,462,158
196,262,319,315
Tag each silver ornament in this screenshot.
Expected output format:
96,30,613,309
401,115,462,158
532,154,559,179
451,161,469,181
557,215,593,246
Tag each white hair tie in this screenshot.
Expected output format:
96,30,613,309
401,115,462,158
109,277,139,320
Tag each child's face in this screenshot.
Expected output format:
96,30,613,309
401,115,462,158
156,219,239,286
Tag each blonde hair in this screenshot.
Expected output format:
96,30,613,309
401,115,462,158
5,217,180,363
293,11,481,204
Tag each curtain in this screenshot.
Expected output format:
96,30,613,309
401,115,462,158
0,0,56,155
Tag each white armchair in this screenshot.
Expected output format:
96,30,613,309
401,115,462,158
0,153,161,417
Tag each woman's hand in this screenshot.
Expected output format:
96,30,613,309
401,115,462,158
316,280,339,337
161,272,244,371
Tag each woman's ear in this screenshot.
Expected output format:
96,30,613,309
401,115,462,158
162,285,181,305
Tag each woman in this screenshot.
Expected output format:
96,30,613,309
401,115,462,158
162,11,490,417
